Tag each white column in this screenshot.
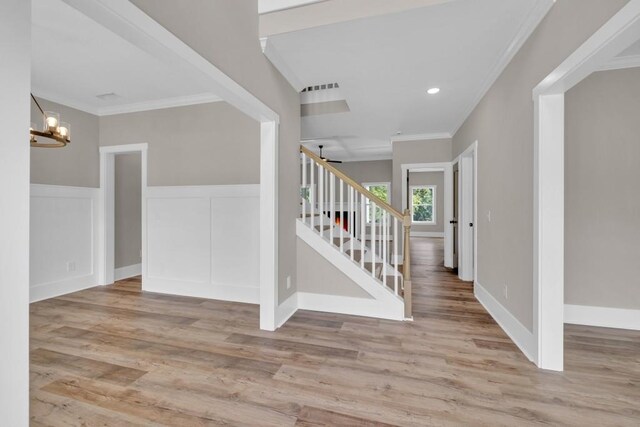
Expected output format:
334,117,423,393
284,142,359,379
0,0,30,422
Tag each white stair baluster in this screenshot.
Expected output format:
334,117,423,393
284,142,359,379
329,172,335,243
360,193,365,269
371,201,376,278
310,159,315,229
383,210,387,288
339,178,344,252
394,217,399,295
349,186,354,260
319,163,324,237
302,153,306,223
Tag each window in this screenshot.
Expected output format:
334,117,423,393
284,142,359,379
300,184,316,203
411,185,436,224
363,182,390,224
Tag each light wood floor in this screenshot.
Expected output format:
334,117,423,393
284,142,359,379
30,238,639,426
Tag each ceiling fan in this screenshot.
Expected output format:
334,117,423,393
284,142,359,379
318,145,342,164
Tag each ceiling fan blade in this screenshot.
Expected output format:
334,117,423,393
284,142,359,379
327,159,343,164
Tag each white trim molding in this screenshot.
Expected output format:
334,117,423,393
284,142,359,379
31,88,222,117
276,293,299,328
297,292,401,321
410,231,444,238
114,263,142,281
475,282,536,362
598,53,640,71
564,304,640,331
391,132,452,143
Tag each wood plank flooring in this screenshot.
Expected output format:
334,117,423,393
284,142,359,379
30,238,640,426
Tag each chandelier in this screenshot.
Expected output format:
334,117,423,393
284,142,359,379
30,94,70,148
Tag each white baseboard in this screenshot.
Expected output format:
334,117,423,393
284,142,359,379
114,263,142,281
143,278,259,304
276,293,298,328
410,231,444,238
297,292,404,321
564,304,640,331
30,274,97,303
474,281,536,362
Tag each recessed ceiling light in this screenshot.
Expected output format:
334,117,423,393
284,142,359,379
427,88,440,95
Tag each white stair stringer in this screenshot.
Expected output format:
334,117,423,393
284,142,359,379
296,219,405,321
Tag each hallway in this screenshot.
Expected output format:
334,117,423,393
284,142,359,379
29,239,639,425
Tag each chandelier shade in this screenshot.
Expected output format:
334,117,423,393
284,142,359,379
30,95,70,148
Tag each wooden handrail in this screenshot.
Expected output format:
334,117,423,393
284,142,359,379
301,145,404,221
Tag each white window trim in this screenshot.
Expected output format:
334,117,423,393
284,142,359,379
410,185,436,225
363,182,391,224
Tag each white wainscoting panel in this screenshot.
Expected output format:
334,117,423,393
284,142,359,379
145,185,260,304
30,185,99,302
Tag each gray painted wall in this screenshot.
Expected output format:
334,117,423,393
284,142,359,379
409,171,444,233
452,0,629,331
100,102,259,186
114,153,142,269
334,160,392,185
565,67,640,310
391,138,452,213
31,98,99,187
297,238,372,298
131,0,302,304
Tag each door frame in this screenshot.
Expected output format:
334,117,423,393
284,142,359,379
401,162,453,267
98,143,148,288
453,141,478,282
532,0,640,371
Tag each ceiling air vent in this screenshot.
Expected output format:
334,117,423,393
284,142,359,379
300,83,349,117
301,83,339,93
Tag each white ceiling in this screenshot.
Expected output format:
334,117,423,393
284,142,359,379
32,0,219,116
267,0,553,161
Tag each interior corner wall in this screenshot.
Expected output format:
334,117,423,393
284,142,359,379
564,67,640,311
130,0,301,305
451,0,629,332
409,171,445,234
31,98,100,187
297,237,372,298
391,138,452,213
0,0,30,421
115,152,142,270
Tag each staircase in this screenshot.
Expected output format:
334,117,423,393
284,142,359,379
298,146,413,320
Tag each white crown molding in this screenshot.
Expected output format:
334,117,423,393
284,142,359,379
262,38,306,92
31,87,101,115
391,132,452,143
597,53,640,71
97,93,222,116
451,0,555,136
259,0,327,15
31,89,222,117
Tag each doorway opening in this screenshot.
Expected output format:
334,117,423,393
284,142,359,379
98,143,148,288
401,162,453,268
452,141,477,282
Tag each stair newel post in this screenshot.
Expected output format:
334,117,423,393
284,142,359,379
403,209,412,319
